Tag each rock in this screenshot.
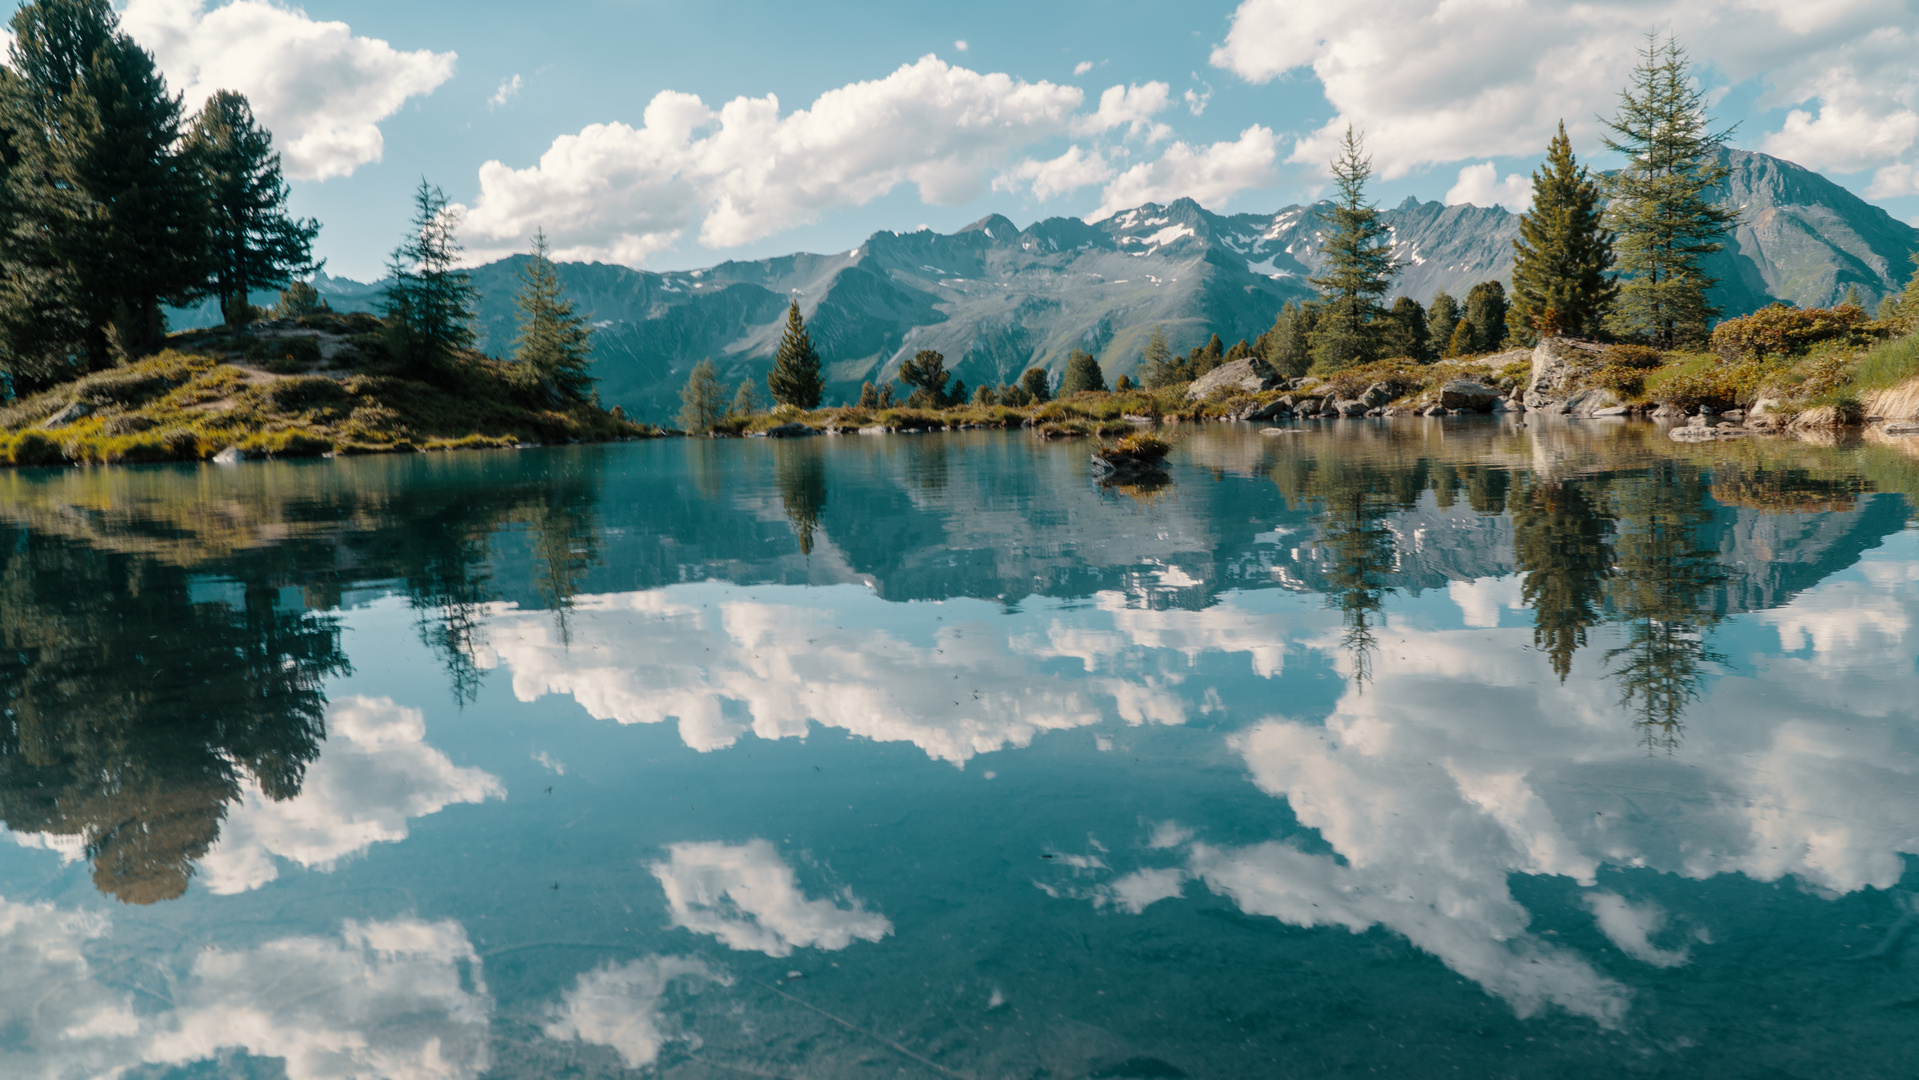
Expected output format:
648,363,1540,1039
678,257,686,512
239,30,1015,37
1488,398,1510,413
1360,382,1395,408
1561,387,1625,417
1186,356,1281,400
1882,422,1919,435
1422,405,1447,417
1293,396,1323,416
1448,408,1473,416
1591,405,1631,417
1365,407,1384,417
1334,399,1369,417
1788,405,1848,431
1651,403,1687,420
212,446,243,465
1524,336,1608,411
1720,409,1745,421
752,422,818,438
43,400,91,427
1383,405,1414,417
1238,399,1293,422
1439,379,1501,412
857,425,889,435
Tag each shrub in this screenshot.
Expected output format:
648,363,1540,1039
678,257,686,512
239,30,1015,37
1603,344,1666,369
6,429,64,466
263,375,348,413
1710,304,1867,361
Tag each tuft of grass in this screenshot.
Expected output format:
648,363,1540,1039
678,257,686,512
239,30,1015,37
1845,332,1919,393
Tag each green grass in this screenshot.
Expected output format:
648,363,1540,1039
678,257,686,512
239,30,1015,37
1845,332,1919,393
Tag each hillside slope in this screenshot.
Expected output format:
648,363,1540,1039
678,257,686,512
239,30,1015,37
257,148,1914,422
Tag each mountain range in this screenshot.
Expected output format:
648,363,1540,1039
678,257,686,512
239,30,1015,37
205,148,1918,422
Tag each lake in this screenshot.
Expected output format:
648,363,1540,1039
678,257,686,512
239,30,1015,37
3,419,1918,1079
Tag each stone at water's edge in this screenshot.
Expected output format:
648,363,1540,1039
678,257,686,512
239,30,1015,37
1562,387,1626,417
1186,357,1282,400
1524,337,1608,411
754,422,819,438
1439,379,1501,412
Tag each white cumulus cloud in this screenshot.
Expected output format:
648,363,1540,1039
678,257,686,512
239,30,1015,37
121,0,456,181
489,73,523,109
196,695,506,895
1445,162,1535,213
1090,125,1279,220
1074,81,1173,141
650,839,892,957
462,55,1083,264
1210,0,1919,190
995,145,1114,200
543,956,729,1069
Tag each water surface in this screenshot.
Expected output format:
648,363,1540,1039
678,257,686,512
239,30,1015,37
4,420,1919,1079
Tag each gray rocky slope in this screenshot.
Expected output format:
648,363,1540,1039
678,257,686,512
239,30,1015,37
284,148,1914,422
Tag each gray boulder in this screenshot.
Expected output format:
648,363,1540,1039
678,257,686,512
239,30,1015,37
1360,382,1395,408
754,422,819,438
1334,399,1368,417
1439,379,1501,412
1523,337,1608,411
1238,398,1293,422
1187,357,1281,400
1562,387,1625,417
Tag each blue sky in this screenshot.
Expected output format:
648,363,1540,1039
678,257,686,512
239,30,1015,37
9,0,1918,280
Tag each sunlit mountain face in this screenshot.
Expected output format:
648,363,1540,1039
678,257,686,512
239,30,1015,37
3,421,1919,1077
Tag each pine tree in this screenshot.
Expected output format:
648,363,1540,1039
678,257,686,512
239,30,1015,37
186,90,318,328
1059,349,1107,395
767,301,824,408
1464,281,1509,352
1262,300,1318,378
896,348,951,406
1308,126,1398,372
1841,284,1862,310
1509,121,1617,344
1880,254,1919,323
1445,318,1474,358
678,359,725,432
857,381,880,409
383,180,478,375
1380,296,1431,361
0,0,210,379
510,230,595,404
1427,290,1461,350
1139,324,1183,387
1602,36,1737,349
1020,367,1052,403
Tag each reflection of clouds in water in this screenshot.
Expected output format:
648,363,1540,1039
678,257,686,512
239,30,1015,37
1448,576,1526,629
198,696,506,894
1583,892,1691,968
0,903,491,1080
543,956,729,1068
471,585,1250,765
650,839,891,957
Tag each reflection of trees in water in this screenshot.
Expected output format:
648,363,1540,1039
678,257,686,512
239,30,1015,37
776,444,828,556
0,531,348,903
1512,478,1615,682
1276,457,1429,687
1602,464,1727,753
524,480,603,647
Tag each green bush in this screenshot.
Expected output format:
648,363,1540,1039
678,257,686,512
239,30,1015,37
1710,304,1867,361
6,429,64,466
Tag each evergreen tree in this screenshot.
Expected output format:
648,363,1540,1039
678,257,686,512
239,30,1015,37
972,383,998,405
1308,126,1398,372
273,280,327,319
857,381,880,409
767,300,824,408
383,180,478,374
1509,122,1616,344
1059,348,1107,395
510,230,595,404
1380,296,1431,361
1193,333,1225,376
1020,366,1052,403
678,359,725,432
1464,281,1509,352
1445,318,1475,358
1426,290,1461,350
1223,339,1252,362
1881,254,1919,323
897,348,951,406
1263,300,1318,378
1841,284,1862,310
1139,324,1186,387
730,380,759,417
0,0,210,380
1113,374,1134,392
186,90,319,328
1601,36,1736,349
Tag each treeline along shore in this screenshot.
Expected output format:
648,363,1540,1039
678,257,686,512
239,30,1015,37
2,8,1917,470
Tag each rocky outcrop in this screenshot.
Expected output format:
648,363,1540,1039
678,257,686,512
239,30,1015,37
1561,387,1627,417
1187,357,1282,400
1523,337,1608,411
1439,379,1501,412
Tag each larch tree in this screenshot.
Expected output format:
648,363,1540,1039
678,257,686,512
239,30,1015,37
383,180,478,375
1508,121,1616,344
510,229,595,405
767,301,824,408
1601,36,1736,349
1308,126,1398,371
187,90,319,328
678,359,725,432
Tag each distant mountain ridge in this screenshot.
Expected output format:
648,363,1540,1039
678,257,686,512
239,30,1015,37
267,148,1914,422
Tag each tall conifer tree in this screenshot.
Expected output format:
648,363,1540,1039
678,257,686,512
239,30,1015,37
0,0,209,378
1601,37,1736,349
1308,127,1398,371
383,180,477,374
767,301,823,408
1508,122,1616,344
1426,290,1461,351
187,90,319,328
511,229,595,404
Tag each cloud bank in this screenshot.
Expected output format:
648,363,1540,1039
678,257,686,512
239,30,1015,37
122,0,456,181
